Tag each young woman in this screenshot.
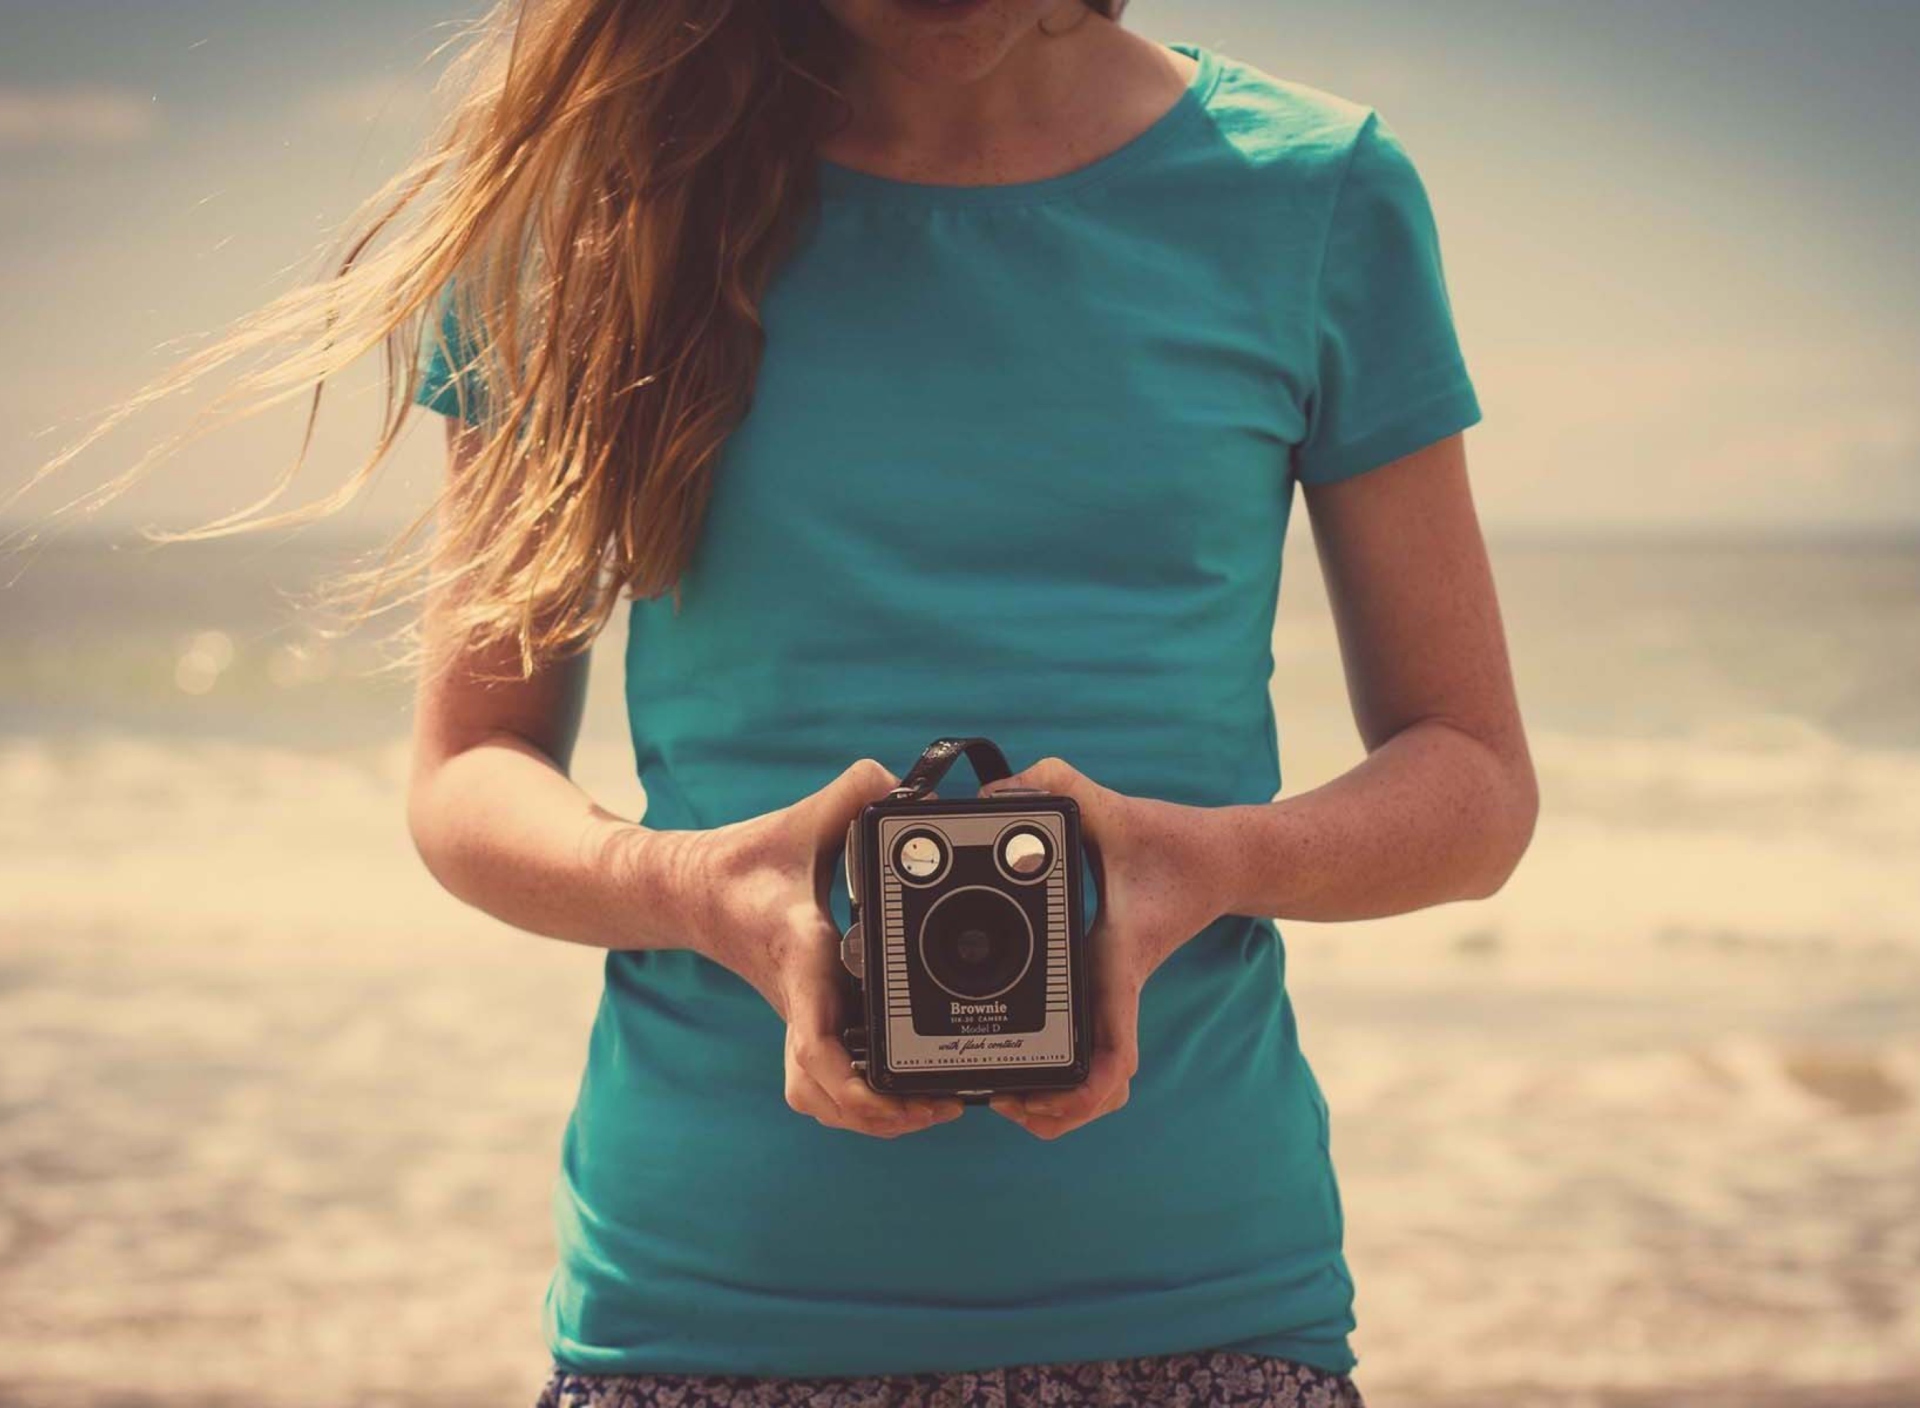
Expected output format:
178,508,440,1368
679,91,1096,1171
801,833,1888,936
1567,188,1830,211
34,1,1537,1403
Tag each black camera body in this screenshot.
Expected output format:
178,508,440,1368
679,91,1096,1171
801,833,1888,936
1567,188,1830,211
837,737,1093,1105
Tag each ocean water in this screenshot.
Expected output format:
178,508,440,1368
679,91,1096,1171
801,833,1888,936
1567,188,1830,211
2,531,1917,1406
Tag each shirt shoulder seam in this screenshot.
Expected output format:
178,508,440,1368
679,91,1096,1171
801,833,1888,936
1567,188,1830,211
1306,108,1382,382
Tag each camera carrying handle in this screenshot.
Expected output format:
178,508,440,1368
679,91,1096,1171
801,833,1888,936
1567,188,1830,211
891,736,1014,801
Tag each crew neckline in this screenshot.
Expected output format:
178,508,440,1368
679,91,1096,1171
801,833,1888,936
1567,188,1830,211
814,41,1220,209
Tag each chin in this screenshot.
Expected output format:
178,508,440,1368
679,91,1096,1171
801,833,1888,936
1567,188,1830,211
824,0,1059,84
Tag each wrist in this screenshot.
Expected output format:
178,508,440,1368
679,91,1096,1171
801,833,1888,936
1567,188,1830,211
1114,791,1242,940
1201,799,1304,920
1173,798,1245,927
604,820,721,953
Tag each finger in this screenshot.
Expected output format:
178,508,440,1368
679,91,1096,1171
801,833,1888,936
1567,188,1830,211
795,1053,962,1138
980,761,1110,898
828,1048,966,1129
784,1049,853,1131
996,1052,1118,1128
994,1085,1128,1140
827,757,903,819
789,983,959,1135
1077,1042,1139,1113
788,1055,957,1139
989,1054,1130,1140
989,964,1140,1136
790,1031,916,1138
808,760,900,910
989,1096,1097,1140
979,755,1081,800
803,1029,957,1136
1066,1044,1138,1123
787,999,913,1136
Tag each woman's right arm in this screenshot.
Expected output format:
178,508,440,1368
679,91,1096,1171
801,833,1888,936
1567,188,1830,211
404,416,706,954
404,415,963,1136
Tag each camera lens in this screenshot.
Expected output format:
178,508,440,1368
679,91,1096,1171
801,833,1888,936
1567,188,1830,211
918,886,1035,1000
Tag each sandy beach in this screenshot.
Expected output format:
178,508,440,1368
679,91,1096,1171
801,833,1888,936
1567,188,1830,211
3,537,1918,1407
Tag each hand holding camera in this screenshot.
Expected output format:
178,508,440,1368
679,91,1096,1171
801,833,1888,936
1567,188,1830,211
834,737,1095,1110
684,739,1228,1144
685,756,968,1139
831,737,1230,1141
976,755,1231,1141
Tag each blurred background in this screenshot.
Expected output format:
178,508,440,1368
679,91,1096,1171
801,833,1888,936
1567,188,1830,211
3,1,1917,1405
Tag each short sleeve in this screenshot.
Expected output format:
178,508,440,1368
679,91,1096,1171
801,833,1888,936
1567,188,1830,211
413,279,487,426
1292,110,1482,486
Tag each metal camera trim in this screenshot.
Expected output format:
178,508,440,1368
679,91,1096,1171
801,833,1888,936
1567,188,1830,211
888,824,952,889
838,786,1093,1104
990,819,1056,886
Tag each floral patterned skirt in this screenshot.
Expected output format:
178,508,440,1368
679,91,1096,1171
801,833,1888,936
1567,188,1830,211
534,1348,1365,1407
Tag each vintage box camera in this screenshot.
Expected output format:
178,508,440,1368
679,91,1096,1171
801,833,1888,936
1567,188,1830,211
836,737,1093,1105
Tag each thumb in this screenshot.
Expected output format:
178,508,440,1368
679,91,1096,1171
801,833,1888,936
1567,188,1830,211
977,759,1050,797
804,758,900,902
979,755,1087,803
817,756,902,821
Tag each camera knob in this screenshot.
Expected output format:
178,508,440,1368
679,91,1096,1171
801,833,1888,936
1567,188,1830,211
843,1024,869,1073
839,920,865,980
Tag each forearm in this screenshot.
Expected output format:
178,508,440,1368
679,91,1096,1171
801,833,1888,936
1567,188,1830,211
1200,717,1537,923
407,730,708,952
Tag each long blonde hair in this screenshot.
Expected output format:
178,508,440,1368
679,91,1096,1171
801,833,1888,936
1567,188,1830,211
12,0,1123,679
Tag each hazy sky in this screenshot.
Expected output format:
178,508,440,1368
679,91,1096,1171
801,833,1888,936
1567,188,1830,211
3,0,1916,537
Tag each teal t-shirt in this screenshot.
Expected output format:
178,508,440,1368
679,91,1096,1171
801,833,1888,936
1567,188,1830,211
418,40,1480,1380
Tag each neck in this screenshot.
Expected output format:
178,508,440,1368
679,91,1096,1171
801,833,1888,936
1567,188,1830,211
822,9,1145,181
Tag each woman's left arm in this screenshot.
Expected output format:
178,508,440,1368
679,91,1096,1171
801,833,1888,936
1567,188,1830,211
981,431,1536,1139
1216,429,1538,919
